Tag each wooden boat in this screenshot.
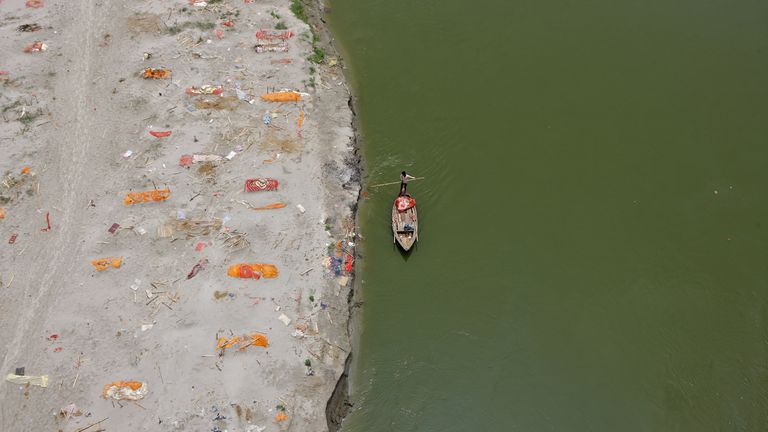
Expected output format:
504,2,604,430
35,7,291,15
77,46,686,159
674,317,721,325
392,195,418,251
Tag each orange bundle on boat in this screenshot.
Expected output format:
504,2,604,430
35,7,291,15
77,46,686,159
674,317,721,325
260,91,301,102
227,263,279,279
91,257,122,271
217,332,269,352
395,196,416,212
143,68,170,79
124,188,170,205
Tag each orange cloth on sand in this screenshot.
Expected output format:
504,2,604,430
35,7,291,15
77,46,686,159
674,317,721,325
101,381,147,400
91,257,122,271
252,203,286,210
143,68,170,79
260,91,301,102
124,188,170,205
227,263,278,279
216,333,269,351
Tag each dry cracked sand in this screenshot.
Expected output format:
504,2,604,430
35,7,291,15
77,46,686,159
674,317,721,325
0,0,359,430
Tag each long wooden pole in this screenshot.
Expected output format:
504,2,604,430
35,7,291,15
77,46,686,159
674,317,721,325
369,177,424,188
75,418,109,432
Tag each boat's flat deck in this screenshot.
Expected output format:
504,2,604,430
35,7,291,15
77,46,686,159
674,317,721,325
393,208,416,231
392,205,418,248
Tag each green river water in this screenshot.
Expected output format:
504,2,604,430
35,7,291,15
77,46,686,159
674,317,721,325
327,0,768,430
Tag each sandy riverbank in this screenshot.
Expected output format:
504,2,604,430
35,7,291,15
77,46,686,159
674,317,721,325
0,0,359,430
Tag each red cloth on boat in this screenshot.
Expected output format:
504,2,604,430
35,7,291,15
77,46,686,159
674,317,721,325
395,196,416,212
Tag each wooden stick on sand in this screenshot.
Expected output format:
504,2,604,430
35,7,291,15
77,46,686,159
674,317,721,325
75,417,109,432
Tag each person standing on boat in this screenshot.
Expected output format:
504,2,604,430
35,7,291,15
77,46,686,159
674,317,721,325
399,171,415,196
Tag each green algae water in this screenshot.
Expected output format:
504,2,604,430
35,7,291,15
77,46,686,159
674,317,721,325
328,0,768,429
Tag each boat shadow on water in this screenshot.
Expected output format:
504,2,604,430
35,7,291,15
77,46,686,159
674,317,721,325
393,240,417,261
